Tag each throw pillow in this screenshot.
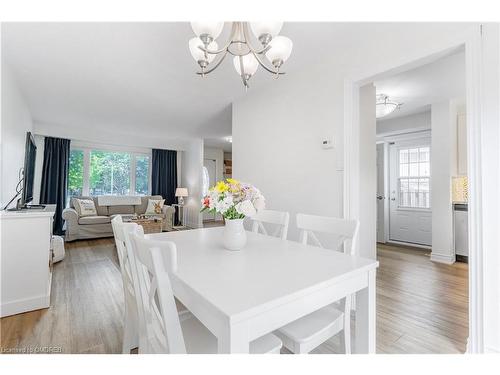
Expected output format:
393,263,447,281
74,198,97,217
145,199,165,215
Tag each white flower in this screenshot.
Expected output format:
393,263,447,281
215,194,233,214
236,200,257,217
253,196,266,212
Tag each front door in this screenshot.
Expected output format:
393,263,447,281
376,143,386,243
389,140,432,246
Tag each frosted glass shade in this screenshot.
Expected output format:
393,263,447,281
266,36,293,64
190,22,224,39
233,54,259,76
250,22,283,38
189,38,218,63
376,94,400,118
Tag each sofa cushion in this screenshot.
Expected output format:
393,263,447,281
78,216,111,225
146,199,165,214
93,197,109,216
108,204,135,215
135,195,163,214
74,198,97,217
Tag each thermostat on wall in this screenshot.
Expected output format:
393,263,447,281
322,138,334,149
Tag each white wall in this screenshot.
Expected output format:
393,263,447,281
181,138,203,229
1,61,34,207
480,23,500,354
358,84,377,258
377,111,431,136
430,100,459,264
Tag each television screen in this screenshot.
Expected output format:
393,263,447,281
22,132,37,205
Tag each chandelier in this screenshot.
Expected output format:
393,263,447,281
188,22,293,89
376,94,402,118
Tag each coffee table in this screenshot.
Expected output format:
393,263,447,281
127,217,163,234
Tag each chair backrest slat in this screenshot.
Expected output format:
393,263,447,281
251,209,290,240
128,228,186,354
296,213,359,255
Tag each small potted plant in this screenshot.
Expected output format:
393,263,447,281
201,178,265,250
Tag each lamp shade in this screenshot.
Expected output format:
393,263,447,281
189,37,218,63
233,54,259,76
452,176,468,203
265,36,293,65
250,22,283,38
190,22,224,40
376,94,401,118
175,188,189,197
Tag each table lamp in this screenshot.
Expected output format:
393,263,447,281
175,187,188,206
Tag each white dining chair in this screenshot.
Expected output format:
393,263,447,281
251,209,290,240
128,227,283,354
275,213,360,354
111,215,143,353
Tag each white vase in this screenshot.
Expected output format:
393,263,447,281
223,218,247,251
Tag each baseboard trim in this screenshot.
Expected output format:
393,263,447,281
0,294,50,318
430,252,456,264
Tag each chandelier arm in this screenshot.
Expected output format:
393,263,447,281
197,22,238,55
195,50,229,75
251,51,286,75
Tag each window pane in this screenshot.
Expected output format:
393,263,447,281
400,149,408,163
409,163,419,177
400,163,409,177
68,149,84,199
135,155,150,195
90,151,130,195
419,147,430,162
409,148,419,162
419,162,430,176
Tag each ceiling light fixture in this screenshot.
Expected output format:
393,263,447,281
376,94,402,118
188,22,293,89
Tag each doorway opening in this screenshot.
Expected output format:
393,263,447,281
344,37,481,353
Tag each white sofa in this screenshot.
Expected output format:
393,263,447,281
62,195,175,242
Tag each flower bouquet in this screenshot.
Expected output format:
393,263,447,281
201,178,265,250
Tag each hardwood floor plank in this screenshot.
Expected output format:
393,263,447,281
0,239,468,354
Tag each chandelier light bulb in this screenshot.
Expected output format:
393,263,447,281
189,37,218,65
190,22,224,42
250,22,283,45
266,36,293,68
233,54,259,77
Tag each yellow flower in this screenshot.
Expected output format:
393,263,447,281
226,178,240,185
215,181,229,193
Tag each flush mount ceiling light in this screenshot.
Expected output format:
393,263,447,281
188,22,293,89
376,94,403,118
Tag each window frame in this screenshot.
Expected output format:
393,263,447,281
69,143,152,197
396,144,432,211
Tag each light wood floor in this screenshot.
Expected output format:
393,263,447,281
0,239,468,354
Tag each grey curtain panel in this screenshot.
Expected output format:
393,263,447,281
40,136,71,235
151,149,178,205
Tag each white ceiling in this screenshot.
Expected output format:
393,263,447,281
1,22,377,145
375,48,465,121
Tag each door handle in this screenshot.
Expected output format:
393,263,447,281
376,195,384,200
391,197,396,201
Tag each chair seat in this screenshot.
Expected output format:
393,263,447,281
180,314,282,354
276,304,344,346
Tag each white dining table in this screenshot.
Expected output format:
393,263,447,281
148,227,379,353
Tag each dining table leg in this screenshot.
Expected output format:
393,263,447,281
217,322,250,353
354,268,377,353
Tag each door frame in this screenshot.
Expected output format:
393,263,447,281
343,26,484,353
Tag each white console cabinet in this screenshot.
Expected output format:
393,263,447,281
0,205,55,317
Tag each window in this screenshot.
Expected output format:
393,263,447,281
398,147,430,209
68,149,84,199
90,151,131,195
67,147,150,197
135,155,150,195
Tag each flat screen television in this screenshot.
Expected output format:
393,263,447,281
21,132,37,206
